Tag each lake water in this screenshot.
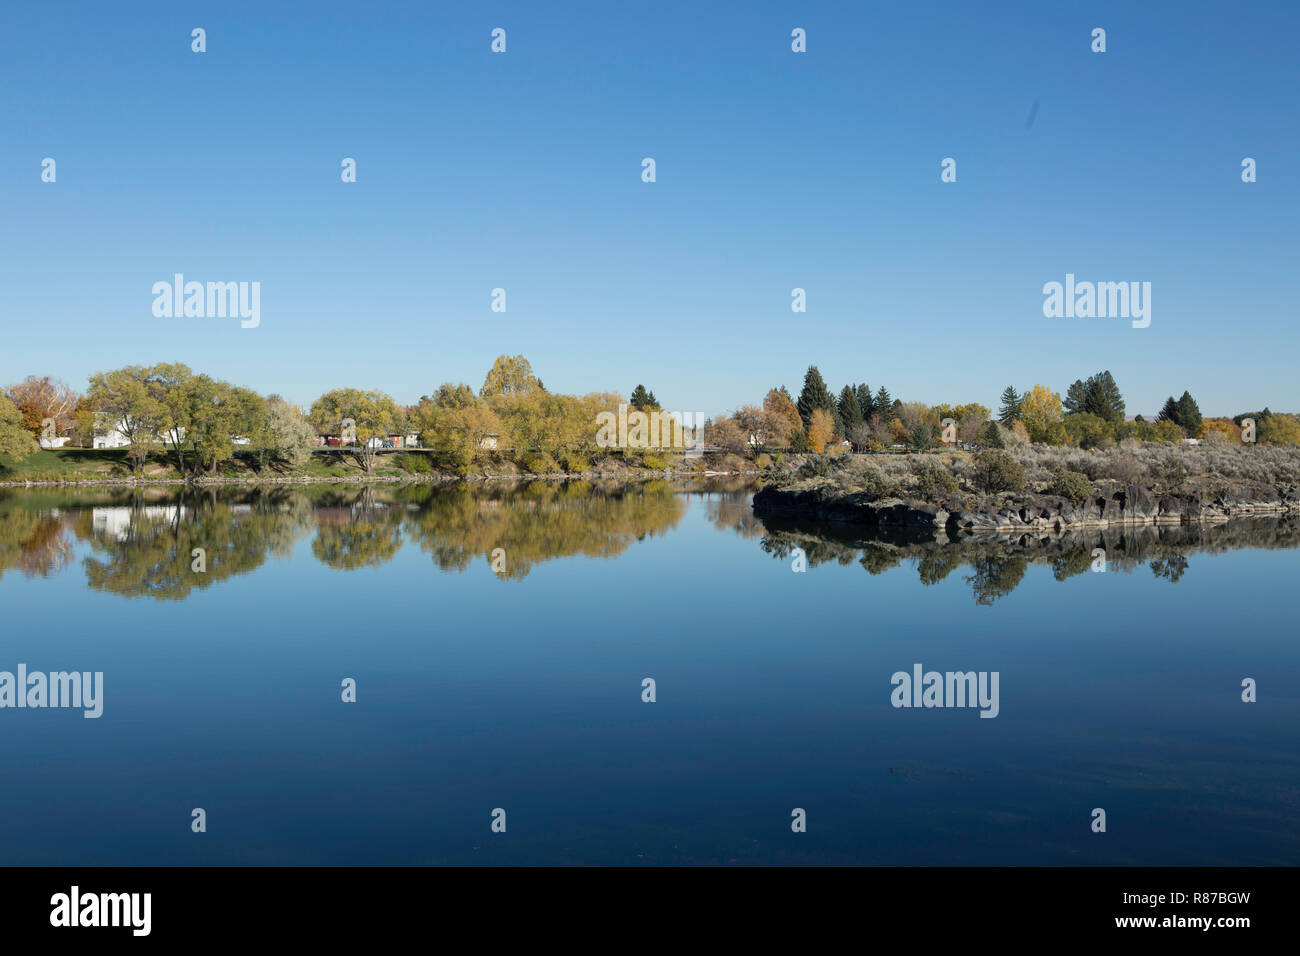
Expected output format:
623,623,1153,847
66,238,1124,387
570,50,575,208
2,481,1297,865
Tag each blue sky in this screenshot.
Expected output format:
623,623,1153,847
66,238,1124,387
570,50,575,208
1,1,1296,418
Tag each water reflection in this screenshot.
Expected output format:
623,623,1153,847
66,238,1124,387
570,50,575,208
758,515,1300,604
0,481,692,597
2,484,1298,603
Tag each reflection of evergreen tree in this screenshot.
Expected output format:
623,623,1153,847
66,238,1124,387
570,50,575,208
1150,553,1189,582
916,549,960,586
966,554,1027,605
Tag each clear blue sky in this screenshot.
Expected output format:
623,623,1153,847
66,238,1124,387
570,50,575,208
1,1,1296,419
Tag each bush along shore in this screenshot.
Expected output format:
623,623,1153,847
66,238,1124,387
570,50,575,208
753,442,1300,534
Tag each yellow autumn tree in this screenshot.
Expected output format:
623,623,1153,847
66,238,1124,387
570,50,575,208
807,408,835,453
763,388,803,440
1199,419,1238,442
1019,384,1063,443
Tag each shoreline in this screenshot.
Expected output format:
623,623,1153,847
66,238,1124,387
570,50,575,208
752,481,1300,535
0,469,760,490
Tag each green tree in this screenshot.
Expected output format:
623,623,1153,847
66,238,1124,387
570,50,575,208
837,385,865,441
972,449,1026,493
979,420,1005,449
1174,391,1202,435
1064,412,1110,449
629,384,659,410
1157,396,1180,426
310,388,403,473
1087,371,1126,423
1063,379,1088,417
997,386,1022,427
874,386,892,416
87,365,166,472
1066,371,1125,423
855,383,874,419
796,366,836,432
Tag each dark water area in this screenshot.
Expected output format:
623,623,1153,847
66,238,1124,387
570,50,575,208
1,481,1296,865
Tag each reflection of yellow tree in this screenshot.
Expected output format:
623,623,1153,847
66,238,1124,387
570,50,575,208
82,498,314,600
402,480,687,580
705,491,766,539
311,510,404,570
0,509,41,580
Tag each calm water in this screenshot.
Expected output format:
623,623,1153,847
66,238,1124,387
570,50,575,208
1,481,1297,865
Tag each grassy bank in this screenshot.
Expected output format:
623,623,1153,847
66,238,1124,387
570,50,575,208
0,447,757,486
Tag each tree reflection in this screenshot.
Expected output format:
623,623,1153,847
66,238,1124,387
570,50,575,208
759,515,1300,605
401,480,687,580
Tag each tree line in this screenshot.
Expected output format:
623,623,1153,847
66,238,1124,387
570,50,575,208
705,366,1300,460
3,359,1298,476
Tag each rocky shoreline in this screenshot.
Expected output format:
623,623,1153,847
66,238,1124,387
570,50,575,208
752,480,1300,535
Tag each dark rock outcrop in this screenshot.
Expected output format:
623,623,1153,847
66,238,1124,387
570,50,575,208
753,479,1298,534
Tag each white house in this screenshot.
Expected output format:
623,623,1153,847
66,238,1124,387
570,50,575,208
93,419,132,449
39,436,71,449
91,505,188,541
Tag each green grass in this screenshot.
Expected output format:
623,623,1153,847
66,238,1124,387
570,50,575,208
0,447,141,480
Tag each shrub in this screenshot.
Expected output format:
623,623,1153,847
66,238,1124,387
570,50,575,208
1151,455,1189,494
1098,451,1146,485
973,449,1026,493
850,465,897,500
395,452,432,474
803,454,841,479
1048,467,1093,504
911,459,959,498
521,451,558,474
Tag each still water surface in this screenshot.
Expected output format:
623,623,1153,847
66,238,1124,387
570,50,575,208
1,481,1296,864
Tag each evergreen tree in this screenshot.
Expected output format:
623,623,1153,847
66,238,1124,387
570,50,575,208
998,386,1021,426
796,366,836,430
980,420,1005,449
1157,396,1180,424
855,383,874,419
1064,379,1087,416
837,385,865,437
1088,370,1125,423
1174,391,1202,435
629,384,659,409
1065,372,1124,423
874,385,892,416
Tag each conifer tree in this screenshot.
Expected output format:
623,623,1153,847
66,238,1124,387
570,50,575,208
998,386,1021,426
